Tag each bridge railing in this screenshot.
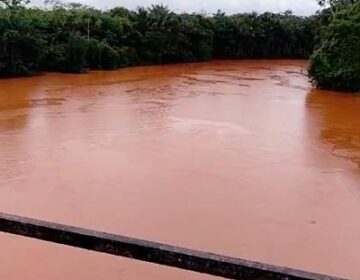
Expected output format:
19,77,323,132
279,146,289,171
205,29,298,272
0,212,347,280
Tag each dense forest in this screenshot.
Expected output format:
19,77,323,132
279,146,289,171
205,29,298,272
309,0,360,92
0,0,359,92
0,0,318,74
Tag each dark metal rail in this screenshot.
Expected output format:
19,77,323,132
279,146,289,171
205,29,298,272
0,212,347,280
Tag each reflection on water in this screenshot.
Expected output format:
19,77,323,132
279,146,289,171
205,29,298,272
0,60,360,279
306,90,360,168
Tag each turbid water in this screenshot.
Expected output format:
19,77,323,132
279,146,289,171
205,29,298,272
0,60,360,279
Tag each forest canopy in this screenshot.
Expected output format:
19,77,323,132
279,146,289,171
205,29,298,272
0,1,318,76
0,0,359,92
309,0,360,92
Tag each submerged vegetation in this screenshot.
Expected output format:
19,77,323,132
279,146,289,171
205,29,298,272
0,0,359,92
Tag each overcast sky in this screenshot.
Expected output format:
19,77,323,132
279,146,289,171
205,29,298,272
33,0,321,15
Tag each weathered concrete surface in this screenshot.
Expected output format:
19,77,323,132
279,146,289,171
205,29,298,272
0,212,346,280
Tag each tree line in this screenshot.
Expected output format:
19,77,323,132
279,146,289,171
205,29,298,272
0,0,318,76
1,0,359,92
309,0,360,92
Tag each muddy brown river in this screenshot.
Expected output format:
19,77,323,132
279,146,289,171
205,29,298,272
0,60,360,279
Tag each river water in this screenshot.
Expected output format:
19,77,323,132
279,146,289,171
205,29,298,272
0,60,359,279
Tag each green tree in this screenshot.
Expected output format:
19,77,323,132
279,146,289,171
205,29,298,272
65,32,88,72
0,0,348,83
0,2,43,76
310,1,360,92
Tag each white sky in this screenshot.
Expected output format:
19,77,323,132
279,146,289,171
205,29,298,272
32,0,321,15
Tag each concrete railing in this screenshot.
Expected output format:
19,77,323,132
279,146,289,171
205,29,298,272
0,212,347,280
